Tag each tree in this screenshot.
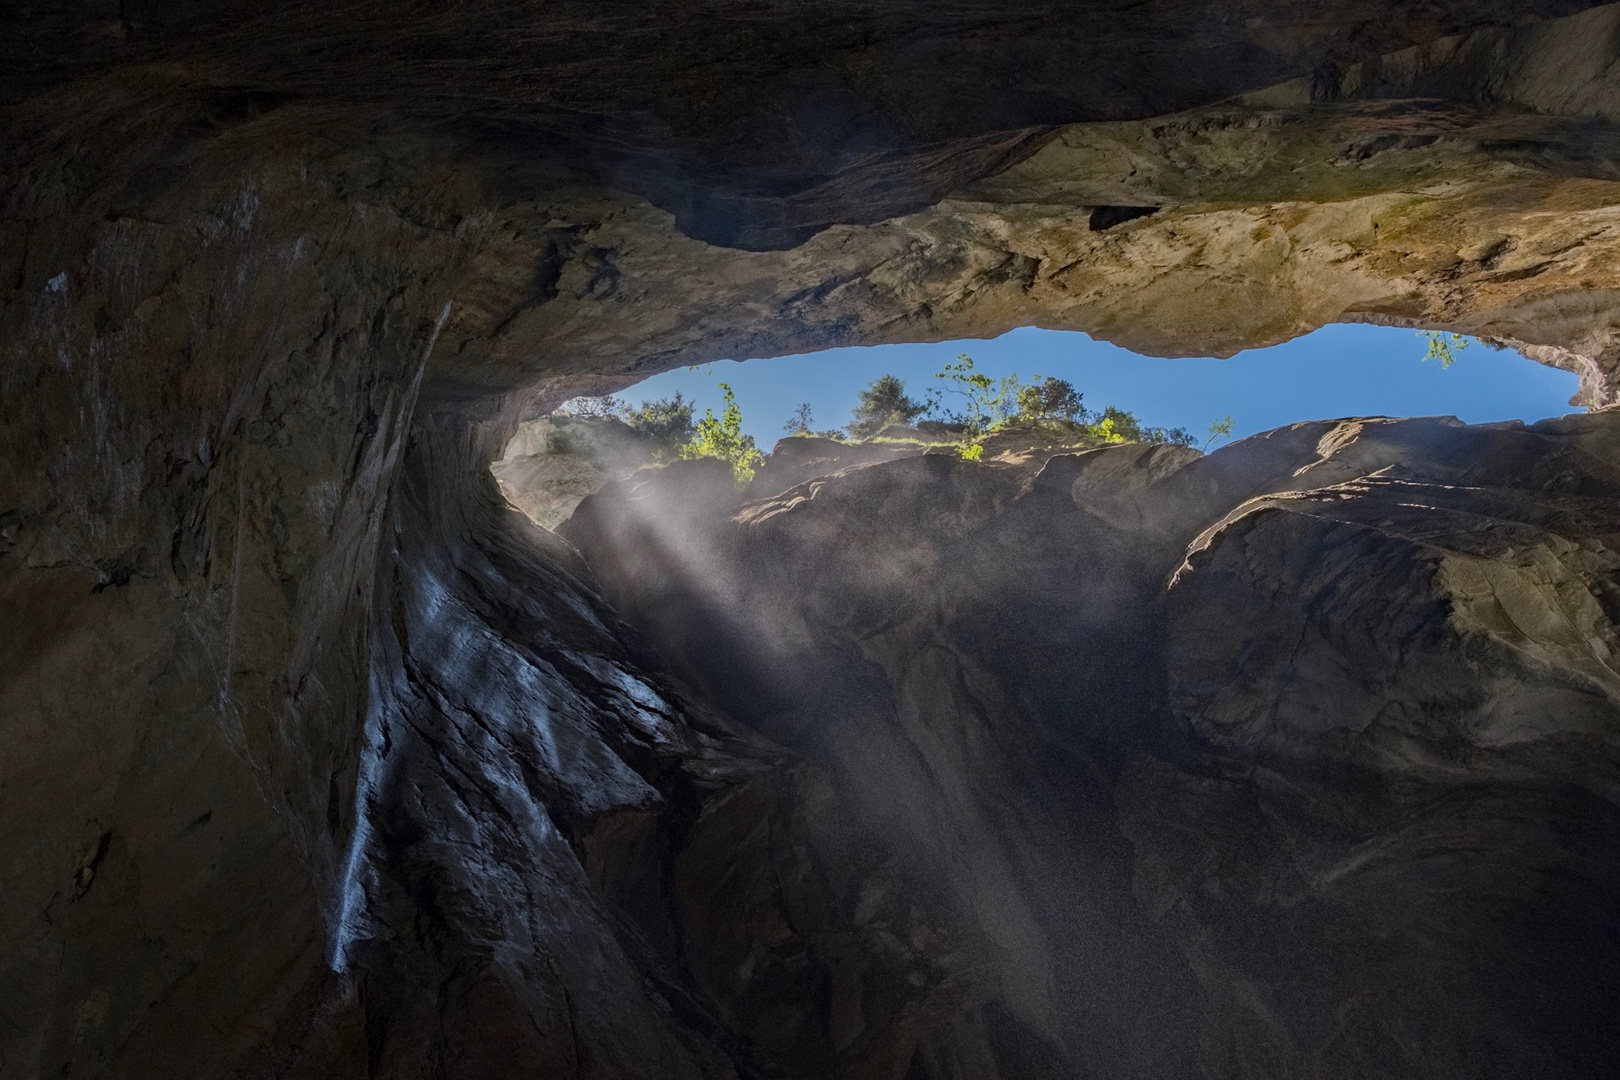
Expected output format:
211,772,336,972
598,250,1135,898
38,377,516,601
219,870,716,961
626,392,696,451
1093,405,1142,443
1142,425,1197,447
1419,330,1470,368
784,402,814,435
1204,414,1235,450
926,355,1001,435
783,402,847,441
850,374,928,438
559,395,626,419
681,383,764,484
1013,375,1085,424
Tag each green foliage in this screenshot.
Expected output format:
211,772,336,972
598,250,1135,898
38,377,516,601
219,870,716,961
1142,425,1197,447
928,364,1086,433
1419,330,1470,368
1204,414,1235,450
1077,405,1200,446
784,402,846,440
926,354,1006,434
1012,375,1085,423
681,383,763,484
850,374,929,438
1093,405,1139,442
625,392,697,452
840,355,1195,454
1089,415,1127,444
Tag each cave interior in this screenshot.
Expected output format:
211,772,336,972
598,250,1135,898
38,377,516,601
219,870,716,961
4,2,1620,1078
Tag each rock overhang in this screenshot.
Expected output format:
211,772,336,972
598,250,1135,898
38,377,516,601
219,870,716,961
6,5,1620,1078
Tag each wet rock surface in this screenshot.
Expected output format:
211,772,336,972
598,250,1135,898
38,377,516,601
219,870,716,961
562,415,1620,1078
7,1,1620,1077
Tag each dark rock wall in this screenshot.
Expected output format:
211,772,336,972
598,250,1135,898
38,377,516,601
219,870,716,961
4,1,1604,247
1,129,454,1078
562,417,1620,1078
5,2,1620,1077
329,421,978,1080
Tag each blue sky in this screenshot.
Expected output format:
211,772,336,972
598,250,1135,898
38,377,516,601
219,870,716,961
608,324,1580,447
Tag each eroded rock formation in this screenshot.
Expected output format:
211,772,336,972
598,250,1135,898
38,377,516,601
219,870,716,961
5,1,1620,1077
491,416,669,529
562,416,1620,1078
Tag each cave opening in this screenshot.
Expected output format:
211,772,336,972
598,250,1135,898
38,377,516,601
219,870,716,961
486,313,1620,1080
481,308,1618,1080
9,1,1620,1077
493,321,1582,532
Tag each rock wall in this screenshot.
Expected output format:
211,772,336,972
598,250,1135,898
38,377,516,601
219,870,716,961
562,416,1620,1078
5,2,1620,1077
491,416,668,530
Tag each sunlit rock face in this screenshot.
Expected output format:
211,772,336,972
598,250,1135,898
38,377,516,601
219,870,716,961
563,414,1620,1078
490,416,668,529
6,1,1620,1077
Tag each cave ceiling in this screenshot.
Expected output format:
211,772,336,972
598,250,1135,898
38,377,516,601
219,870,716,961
9,2,1620,412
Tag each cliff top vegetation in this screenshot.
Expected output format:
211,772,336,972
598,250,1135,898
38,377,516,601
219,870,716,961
553,354,1235,479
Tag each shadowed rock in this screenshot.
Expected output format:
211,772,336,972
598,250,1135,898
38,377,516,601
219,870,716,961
562,414,1620,1078
8,2,1620,1077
